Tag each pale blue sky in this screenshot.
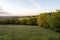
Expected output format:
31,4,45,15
0,0,60,16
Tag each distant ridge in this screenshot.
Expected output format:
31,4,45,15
0,15,38,18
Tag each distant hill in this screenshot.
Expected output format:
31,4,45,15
0,16,37,18
0,15,38,18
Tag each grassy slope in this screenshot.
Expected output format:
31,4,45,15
0,25,60,40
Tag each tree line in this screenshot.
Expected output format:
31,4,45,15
0,16,37,25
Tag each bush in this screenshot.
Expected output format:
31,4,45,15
37,10,60,33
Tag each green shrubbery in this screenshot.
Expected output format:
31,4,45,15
37,10,60,32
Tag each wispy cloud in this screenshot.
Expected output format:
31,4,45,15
0,12,10,14
29,0,41,11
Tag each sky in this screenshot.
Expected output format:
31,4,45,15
0,0,60,16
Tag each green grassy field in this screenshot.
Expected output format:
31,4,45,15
0,25,60,40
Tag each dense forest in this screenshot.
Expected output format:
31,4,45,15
0,10,60,33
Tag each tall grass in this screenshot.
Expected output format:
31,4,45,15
0,25,60,40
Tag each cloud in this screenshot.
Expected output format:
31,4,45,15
0,7,11,14
0,12,11,14
29,0,41,11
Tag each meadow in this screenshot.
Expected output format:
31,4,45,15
0,25,60,40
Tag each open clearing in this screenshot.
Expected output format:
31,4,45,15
0,25,60,40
